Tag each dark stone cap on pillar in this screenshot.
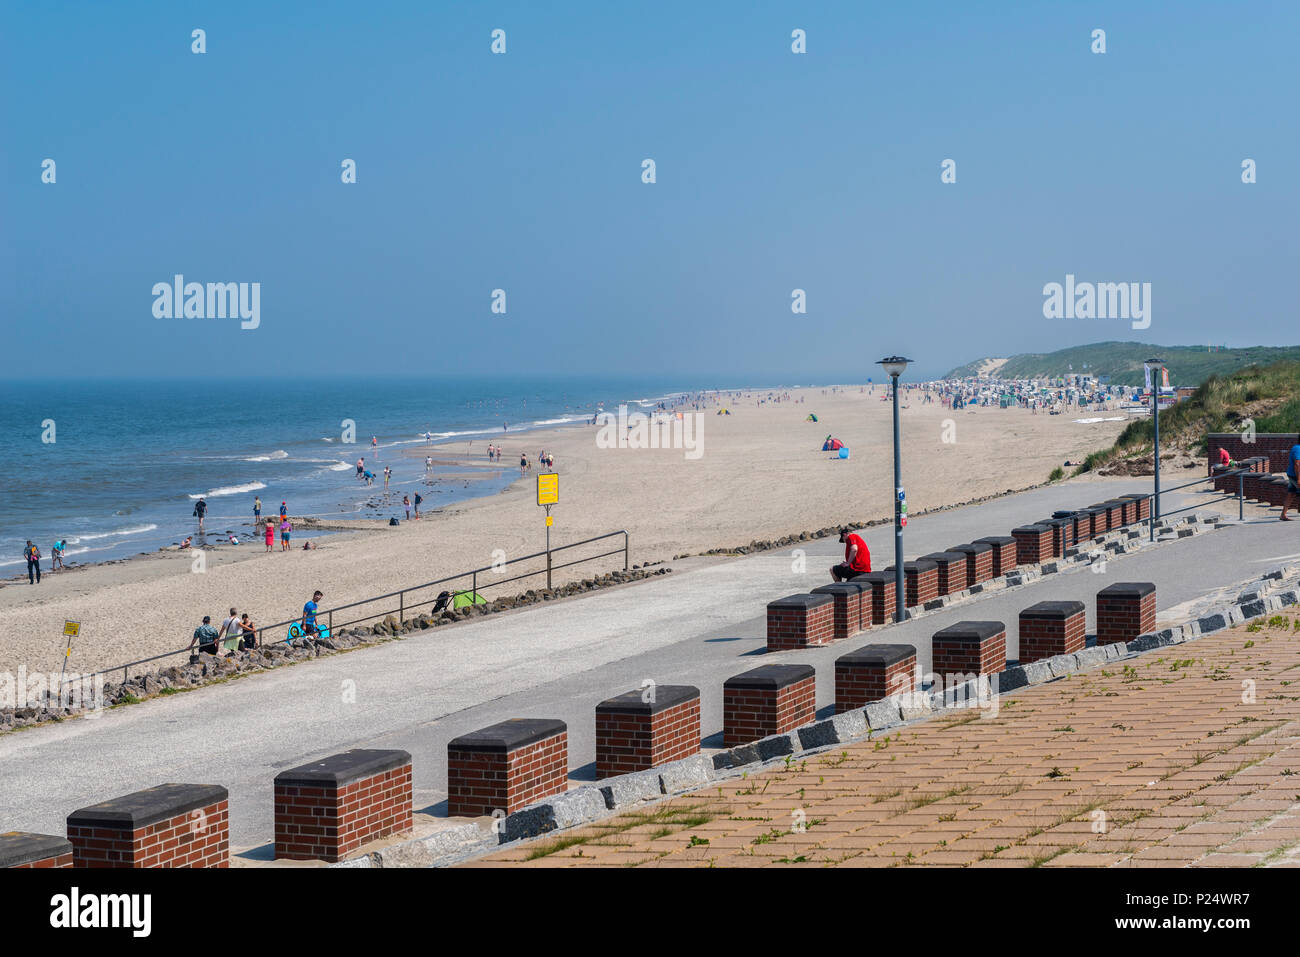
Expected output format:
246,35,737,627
932,621,1006,643
274,749,412,789
885,559,937,573
768,592,833,612
67,783,229,831
724,664,815,691
0,831,73,868
920,552,966,566
974,536,1017,547
1020,600,1086,620
1012,525,1048,535
448,718,567,754
1118,494,1149,502
1098,581,1157,599
596,685,700,715
1051,510,1076,519
836,643,916,668
851,571,895,586
948,542,992,555
811,582,864,599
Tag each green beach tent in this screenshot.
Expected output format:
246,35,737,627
806,413,818,422
452,590,488,609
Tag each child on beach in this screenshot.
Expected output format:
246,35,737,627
264,520,275,552
402,495,411,520
280,517,292,550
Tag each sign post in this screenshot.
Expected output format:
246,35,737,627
537,473,559,589
59,620,80,694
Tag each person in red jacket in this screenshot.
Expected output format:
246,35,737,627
831,528,871,581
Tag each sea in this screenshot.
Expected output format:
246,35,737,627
0,376,748,574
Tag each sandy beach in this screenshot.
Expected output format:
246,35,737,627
0,386,1131,676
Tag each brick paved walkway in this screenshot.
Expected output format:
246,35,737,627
470,616,1300,868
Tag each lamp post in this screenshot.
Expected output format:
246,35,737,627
878,356,912,623
1145,357,1164,533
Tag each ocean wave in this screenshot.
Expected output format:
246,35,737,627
245,450,289,462
328,461,352,471
189,481,267,499
64,523,159,544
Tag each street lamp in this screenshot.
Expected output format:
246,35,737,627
878,355,912,623
1144,357,1165,533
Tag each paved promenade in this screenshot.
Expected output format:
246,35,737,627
1,478,1293,854
472,616,1300,868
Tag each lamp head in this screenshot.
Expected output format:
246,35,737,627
877,356,912,378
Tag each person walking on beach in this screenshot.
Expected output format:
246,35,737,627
280,517,292,550
301,590,323,637
193,496,207,532
383,466,391,489
425,455,433,473
264,520,275,552
253,496,262,527
402,495,411,520
520,452,528,476
24,541,41,584
413,493,422,519
190,616,220,656
830,527,872,582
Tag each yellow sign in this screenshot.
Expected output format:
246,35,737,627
537,472,559,506
546,515,553,527
63,620,81,638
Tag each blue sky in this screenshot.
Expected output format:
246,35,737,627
3,1,1296,382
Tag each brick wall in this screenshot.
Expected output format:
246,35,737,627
810,584,864,641
921,553,967,596
1017,601,1087,663
887,561,938,607
447,718,568,817
66,784,228,868
767,593,836,650
931,622,1007,680
1013,525,1052,565
595,686,701,778
723,665,816,747
950,543,993,584
1097,582,1157,646
975,537,1018,577
835,644,916,712
274,749,413,863
1119,494,1150,522
1206,433,1298,475
852,573,896,625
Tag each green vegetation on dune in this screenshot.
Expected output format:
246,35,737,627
1074,360,1300,473
945,342,1300,388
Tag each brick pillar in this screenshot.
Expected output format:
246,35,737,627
1012,525,1052,565
1087,503,1113,534
931,621,1007,682
595,685,701,778
274,749,413,862
920,552,968,596
810,583,864,640
1119,494,1151,522
723,665,816,747
886,559,938,607
948,542,994,584
1096,581,1156,646
852,572,896,625
1017,600,1087,663
974,536,1018,577
766,593,836,650
1034,518,1074,558
0,832,73,868
1112,498,1138,526
66,784,229,868
447,718,568,817
834,644,916,712
1100,500,1125,529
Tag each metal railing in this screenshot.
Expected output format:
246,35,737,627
91,530,629,683
1133,465,1252,540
